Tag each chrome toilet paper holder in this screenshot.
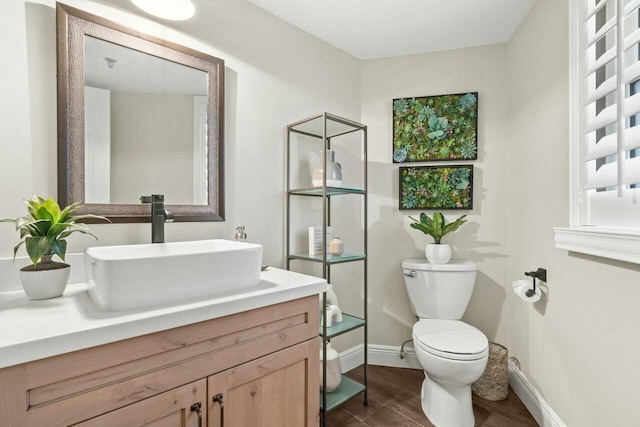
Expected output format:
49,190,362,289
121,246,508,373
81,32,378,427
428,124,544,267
524,268,547,297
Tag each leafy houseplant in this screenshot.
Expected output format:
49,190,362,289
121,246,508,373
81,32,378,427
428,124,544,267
409,212,467,264
1,196,107,299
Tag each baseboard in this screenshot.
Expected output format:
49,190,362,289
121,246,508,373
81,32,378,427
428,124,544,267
339,345,565,427
338,343,421,373
508,359,566,427
338,344,364,373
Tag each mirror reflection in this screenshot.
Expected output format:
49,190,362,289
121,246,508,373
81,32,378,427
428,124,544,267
83,36,209,206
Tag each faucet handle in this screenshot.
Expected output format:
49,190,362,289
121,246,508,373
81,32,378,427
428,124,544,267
165,209,174,223
140,195,152,204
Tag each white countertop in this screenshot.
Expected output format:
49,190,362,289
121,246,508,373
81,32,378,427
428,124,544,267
0,267,326,369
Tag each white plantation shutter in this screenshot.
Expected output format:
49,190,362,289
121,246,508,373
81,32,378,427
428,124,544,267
557,0,640,264
578,0,640,226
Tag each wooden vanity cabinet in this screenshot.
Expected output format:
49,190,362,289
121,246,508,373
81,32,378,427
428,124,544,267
0,296,320,427
74,379,207,427
207,340,318,427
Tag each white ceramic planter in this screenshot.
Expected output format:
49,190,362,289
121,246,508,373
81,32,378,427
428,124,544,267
20,264,70,300
425,243,452,264
319,343,342,392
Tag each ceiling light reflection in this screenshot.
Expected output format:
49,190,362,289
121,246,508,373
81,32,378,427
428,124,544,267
131,0,196,21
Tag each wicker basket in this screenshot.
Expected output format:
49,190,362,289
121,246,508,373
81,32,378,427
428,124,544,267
472,342,508,401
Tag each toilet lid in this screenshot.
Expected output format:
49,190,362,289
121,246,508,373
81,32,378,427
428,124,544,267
413,320,488,361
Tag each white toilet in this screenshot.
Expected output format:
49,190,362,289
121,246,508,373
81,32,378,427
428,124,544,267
402,259,489,427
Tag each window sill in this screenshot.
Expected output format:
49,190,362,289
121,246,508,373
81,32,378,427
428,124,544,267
553,226,640,265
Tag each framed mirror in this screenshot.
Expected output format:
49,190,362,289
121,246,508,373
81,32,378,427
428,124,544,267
57,4,224,222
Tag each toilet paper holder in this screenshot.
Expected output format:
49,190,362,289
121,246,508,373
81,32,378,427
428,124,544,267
524,268,546,297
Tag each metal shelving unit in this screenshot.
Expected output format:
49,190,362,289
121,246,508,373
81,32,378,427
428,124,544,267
285,113,368,425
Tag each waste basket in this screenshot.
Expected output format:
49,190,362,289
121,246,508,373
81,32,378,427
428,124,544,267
472,342,508,401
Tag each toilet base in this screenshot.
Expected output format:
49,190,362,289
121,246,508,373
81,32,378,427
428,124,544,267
421,372,475,427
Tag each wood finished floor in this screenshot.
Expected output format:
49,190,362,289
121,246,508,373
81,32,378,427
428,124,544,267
324,365,538,427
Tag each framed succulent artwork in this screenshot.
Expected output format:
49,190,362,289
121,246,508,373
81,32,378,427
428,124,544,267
399,165,473,210
392,92,478,163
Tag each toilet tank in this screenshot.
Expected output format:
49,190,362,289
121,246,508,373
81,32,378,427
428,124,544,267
402,259,477,320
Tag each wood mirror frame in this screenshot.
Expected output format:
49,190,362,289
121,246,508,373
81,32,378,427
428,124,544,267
57,4,224,223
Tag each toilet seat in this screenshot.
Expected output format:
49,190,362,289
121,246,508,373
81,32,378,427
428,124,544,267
413,319,488,361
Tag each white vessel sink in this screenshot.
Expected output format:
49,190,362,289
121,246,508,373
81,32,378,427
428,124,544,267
85,239,263,311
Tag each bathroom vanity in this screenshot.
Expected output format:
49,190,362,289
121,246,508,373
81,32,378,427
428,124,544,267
0,267,325,426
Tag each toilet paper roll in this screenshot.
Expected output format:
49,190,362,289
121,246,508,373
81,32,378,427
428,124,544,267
512,279,541,303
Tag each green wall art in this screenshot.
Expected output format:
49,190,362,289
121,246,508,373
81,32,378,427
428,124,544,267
393,92,478,163
399,165,473,210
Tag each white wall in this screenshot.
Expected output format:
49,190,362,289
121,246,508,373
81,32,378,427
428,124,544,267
0,0,361,274
506,0,640,425
0,0,35,256
110,92,194,205
360,45,510,347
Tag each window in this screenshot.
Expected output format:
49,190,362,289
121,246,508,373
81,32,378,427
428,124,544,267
555,0,640,264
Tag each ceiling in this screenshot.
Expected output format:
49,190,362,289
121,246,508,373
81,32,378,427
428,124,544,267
90,0,539,60
245,0,539,59
84,36,207,95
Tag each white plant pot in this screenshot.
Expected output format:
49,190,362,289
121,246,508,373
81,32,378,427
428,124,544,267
425,243,452,264
19,264,70,300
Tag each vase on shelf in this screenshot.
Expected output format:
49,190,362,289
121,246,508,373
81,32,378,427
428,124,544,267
329,237,344,256
319,342,342,392
312,150,342,187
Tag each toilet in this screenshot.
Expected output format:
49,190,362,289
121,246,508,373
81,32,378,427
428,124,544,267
402,259,488,427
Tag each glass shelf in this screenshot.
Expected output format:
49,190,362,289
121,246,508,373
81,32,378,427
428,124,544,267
288,253,366,264
289,186,365,196
320,375,366,411
320,313,365,338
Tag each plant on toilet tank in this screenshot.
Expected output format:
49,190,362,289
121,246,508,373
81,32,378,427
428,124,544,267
409,211,467,264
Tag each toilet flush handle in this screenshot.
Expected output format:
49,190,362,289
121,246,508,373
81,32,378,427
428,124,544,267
404,270,417,278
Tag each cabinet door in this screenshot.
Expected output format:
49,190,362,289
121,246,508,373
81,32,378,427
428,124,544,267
73,379,207,427
207,340,319,427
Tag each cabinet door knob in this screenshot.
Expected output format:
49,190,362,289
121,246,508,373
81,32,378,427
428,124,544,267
190,402,202,427
213,393,225,427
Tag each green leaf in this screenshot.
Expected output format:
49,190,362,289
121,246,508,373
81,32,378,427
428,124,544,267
59,202,80,223
419,212,432,227
50,239,67,261
58,222,98,240
454,179,469,190
432,212,444,243
15,216,47,231
12,240,25,261
25,235,53,266
69,213,111,223
40,198,61,222
442,215,467,236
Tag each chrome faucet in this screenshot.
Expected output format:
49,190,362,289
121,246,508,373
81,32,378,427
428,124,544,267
140,194,174,243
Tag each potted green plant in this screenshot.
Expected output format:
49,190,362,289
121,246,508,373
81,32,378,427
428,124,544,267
409,212,467,264
1,195,107,300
